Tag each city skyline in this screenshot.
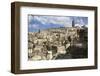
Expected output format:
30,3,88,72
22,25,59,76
28,15,88,32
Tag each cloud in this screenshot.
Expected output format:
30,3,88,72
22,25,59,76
75,17,88,26
29,24,39,30
33,16,72,27
76,18,84,25
28,15,88,32
75,24,83,27
33,16,48,25
28,15,34,23
32,24,39,29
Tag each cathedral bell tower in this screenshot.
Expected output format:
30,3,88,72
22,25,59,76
72,20,75,27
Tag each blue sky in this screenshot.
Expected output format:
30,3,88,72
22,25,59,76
28,15,88,32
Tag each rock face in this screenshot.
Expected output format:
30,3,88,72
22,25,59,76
28,27,88,61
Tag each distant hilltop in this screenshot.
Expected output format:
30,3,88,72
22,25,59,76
28,25,87,33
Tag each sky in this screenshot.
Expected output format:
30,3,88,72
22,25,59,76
28,15,88,32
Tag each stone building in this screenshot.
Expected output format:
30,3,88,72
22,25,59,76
28,25,88,60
